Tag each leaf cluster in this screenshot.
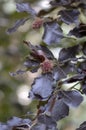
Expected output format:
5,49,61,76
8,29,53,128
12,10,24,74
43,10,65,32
1,0,86,130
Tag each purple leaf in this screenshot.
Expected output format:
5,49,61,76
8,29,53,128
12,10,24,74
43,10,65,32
78,61,86,71
31,122,58,130
0,123,9,130
40,45,54,60
53,66,66,81
58,9,80,24
58,45,79,61
42,21,63,45
7,117,22,126
29,73,55,100
82,42,86,55
50,0,73,6
7,116,31,130
65,74,85,83
51,99,69,121
76,121,86,130
43,97,69,121
51,0,85,7
60,62,76,75
81,81,86,95
23,41,47,63
0,117,31,130
24,58,40,73
7,116,31,126
31,123,46,130
47,125,58,130
69,23,86,37
58,90,83,107
38,114,56,126
78,3,86,10
16,3,37,16
9,69,27,77
7,18,29,34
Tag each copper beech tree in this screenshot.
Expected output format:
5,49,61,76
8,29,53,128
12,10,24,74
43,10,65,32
0,0,86,130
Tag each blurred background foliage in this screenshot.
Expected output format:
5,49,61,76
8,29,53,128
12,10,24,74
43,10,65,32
0,0,42,122
0,0,86,130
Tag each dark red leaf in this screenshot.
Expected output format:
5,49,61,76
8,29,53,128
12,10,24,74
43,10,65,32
40,45,54,60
